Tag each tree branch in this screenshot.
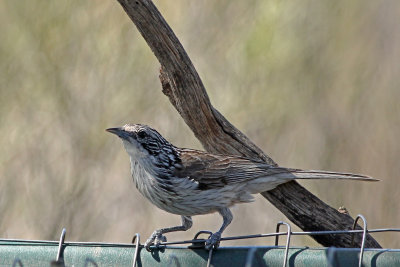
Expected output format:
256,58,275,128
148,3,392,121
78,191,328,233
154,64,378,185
116,0,381,248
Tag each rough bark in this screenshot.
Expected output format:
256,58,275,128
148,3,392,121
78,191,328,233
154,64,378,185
116,0,381,248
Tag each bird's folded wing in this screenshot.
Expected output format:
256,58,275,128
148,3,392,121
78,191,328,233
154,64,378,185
174,149,295,188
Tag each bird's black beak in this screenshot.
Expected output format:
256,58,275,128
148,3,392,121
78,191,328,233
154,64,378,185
106,127,130,140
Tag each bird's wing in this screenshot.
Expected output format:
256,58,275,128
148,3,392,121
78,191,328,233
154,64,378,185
173,149,290,189
173,149,377,189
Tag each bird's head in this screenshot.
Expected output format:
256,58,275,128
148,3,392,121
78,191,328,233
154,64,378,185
106,124,171,159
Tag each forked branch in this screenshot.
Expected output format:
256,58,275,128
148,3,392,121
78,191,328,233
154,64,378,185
116,0,381,248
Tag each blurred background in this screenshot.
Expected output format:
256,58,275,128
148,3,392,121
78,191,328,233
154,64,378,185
0,0,399,248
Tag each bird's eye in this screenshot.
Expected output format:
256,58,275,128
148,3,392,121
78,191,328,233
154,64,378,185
137,131,147,139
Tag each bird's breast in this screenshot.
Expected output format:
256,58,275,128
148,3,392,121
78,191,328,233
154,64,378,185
129,158,179,209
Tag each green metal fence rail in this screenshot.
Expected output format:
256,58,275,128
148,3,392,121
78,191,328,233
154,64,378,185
1,215,399,267
1,240,400,267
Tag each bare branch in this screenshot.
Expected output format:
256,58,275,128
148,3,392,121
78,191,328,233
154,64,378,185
116,0,381,248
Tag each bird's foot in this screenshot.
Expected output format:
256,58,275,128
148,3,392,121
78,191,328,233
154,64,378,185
144,230,167,251
205,232,221,250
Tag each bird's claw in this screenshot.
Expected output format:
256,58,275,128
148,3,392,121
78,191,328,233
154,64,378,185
144,230,167,251
205,232,221,250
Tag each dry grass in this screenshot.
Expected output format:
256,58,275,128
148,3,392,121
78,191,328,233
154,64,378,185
0,0,399,248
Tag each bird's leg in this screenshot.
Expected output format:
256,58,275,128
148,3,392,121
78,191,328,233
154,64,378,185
205,208,233,250
145,215,193,251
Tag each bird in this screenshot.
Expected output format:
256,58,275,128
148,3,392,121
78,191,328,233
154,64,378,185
106,124,378,250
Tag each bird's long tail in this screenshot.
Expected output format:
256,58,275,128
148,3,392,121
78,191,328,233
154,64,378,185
244,167,378,195
274,168,379,181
